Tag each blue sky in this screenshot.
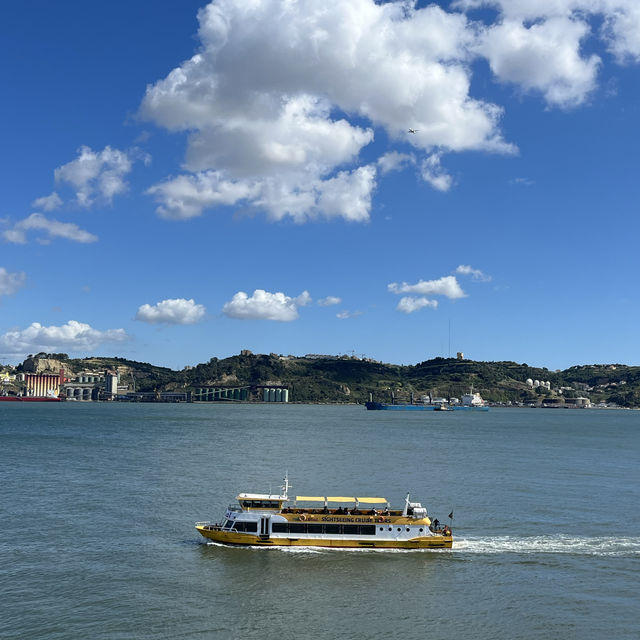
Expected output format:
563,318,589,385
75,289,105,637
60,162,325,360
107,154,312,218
1,0,639,371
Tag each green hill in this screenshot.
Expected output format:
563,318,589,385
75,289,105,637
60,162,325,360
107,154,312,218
10,352,640,406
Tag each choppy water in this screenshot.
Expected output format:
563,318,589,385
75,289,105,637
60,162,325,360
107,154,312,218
1,404,638,639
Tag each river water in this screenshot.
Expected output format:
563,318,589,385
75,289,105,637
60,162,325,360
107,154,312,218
1,404,638,639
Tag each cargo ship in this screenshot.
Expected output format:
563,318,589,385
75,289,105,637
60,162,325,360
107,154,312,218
196,475,452,549
365,390,488,411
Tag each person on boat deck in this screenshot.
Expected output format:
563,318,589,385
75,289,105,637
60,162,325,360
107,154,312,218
433,518,439,530
369,508,377,515
337,506,343,514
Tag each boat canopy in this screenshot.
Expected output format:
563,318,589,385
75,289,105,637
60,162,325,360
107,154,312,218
296,496,387,503
237,493,285,501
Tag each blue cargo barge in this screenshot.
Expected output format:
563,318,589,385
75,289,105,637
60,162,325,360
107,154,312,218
365,402,488,411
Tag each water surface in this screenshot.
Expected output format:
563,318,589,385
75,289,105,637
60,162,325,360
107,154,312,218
1,404,638,639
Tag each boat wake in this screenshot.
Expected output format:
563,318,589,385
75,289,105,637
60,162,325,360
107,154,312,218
455,535,640,557
204,536,640,557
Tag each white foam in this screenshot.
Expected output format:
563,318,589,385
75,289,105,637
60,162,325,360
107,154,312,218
455,535,640,557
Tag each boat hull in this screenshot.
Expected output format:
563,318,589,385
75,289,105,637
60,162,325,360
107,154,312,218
196,525,452,549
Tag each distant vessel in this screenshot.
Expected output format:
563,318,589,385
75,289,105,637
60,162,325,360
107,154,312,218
365,388,488,411
365,402,487,411
0,396,64,402
196,475,452,549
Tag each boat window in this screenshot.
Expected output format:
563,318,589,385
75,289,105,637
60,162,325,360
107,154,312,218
247,500,280,509
288,523,306,534
234,521,258,533
268,523,376,536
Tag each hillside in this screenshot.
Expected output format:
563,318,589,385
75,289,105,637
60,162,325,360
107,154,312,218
9,352,640,406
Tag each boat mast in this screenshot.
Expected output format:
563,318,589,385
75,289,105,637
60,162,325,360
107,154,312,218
402,492,410,516
281,471,290,500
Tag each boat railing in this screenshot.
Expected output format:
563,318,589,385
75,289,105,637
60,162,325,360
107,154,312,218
195,521,223,531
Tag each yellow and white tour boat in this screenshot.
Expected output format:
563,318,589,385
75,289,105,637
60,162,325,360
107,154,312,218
196,475,452,549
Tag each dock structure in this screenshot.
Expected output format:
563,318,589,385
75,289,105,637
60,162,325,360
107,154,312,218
192,386,250,402
192,384,289,402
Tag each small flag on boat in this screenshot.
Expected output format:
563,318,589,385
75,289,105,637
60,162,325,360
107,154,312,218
448,511,454,520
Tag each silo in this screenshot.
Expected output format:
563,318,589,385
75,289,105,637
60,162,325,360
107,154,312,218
263,388,270,402
233,389,240,400
282,389,289,403
269,388,276,402
275,388,282,402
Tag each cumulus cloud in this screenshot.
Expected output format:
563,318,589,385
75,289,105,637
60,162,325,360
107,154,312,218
0,320,128,356
54,145,144,207
141,0,517,222
455,0,640,105
2,214,97,244
477,17,600,108
222,289,311,321
318,296,341,307
135,298,206,324
421,153,454,191
455,264,492,281
396,296,438,313
32,192,63,211
0,267,27,297
388,275,466,299
378,152,415,175
139,0,640,222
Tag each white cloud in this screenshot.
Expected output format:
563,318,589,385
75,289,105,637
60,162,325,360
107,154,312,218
477,17,600,108
397,296,438,313
336,310,363,319
2,214,97,244
0,320,128,356
388,275,466,299
140,0,640,222
455,0,640,104
32,192,63,211
135,298,206,325
455,264,492,281
147,171,259,220
602,3,640,63
421,153,454,191
0,268,26,297
222,289,311,321
54,145,138,207
378,152,415,175
510,177,534,186
318,296,341,307
141,0,516,221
